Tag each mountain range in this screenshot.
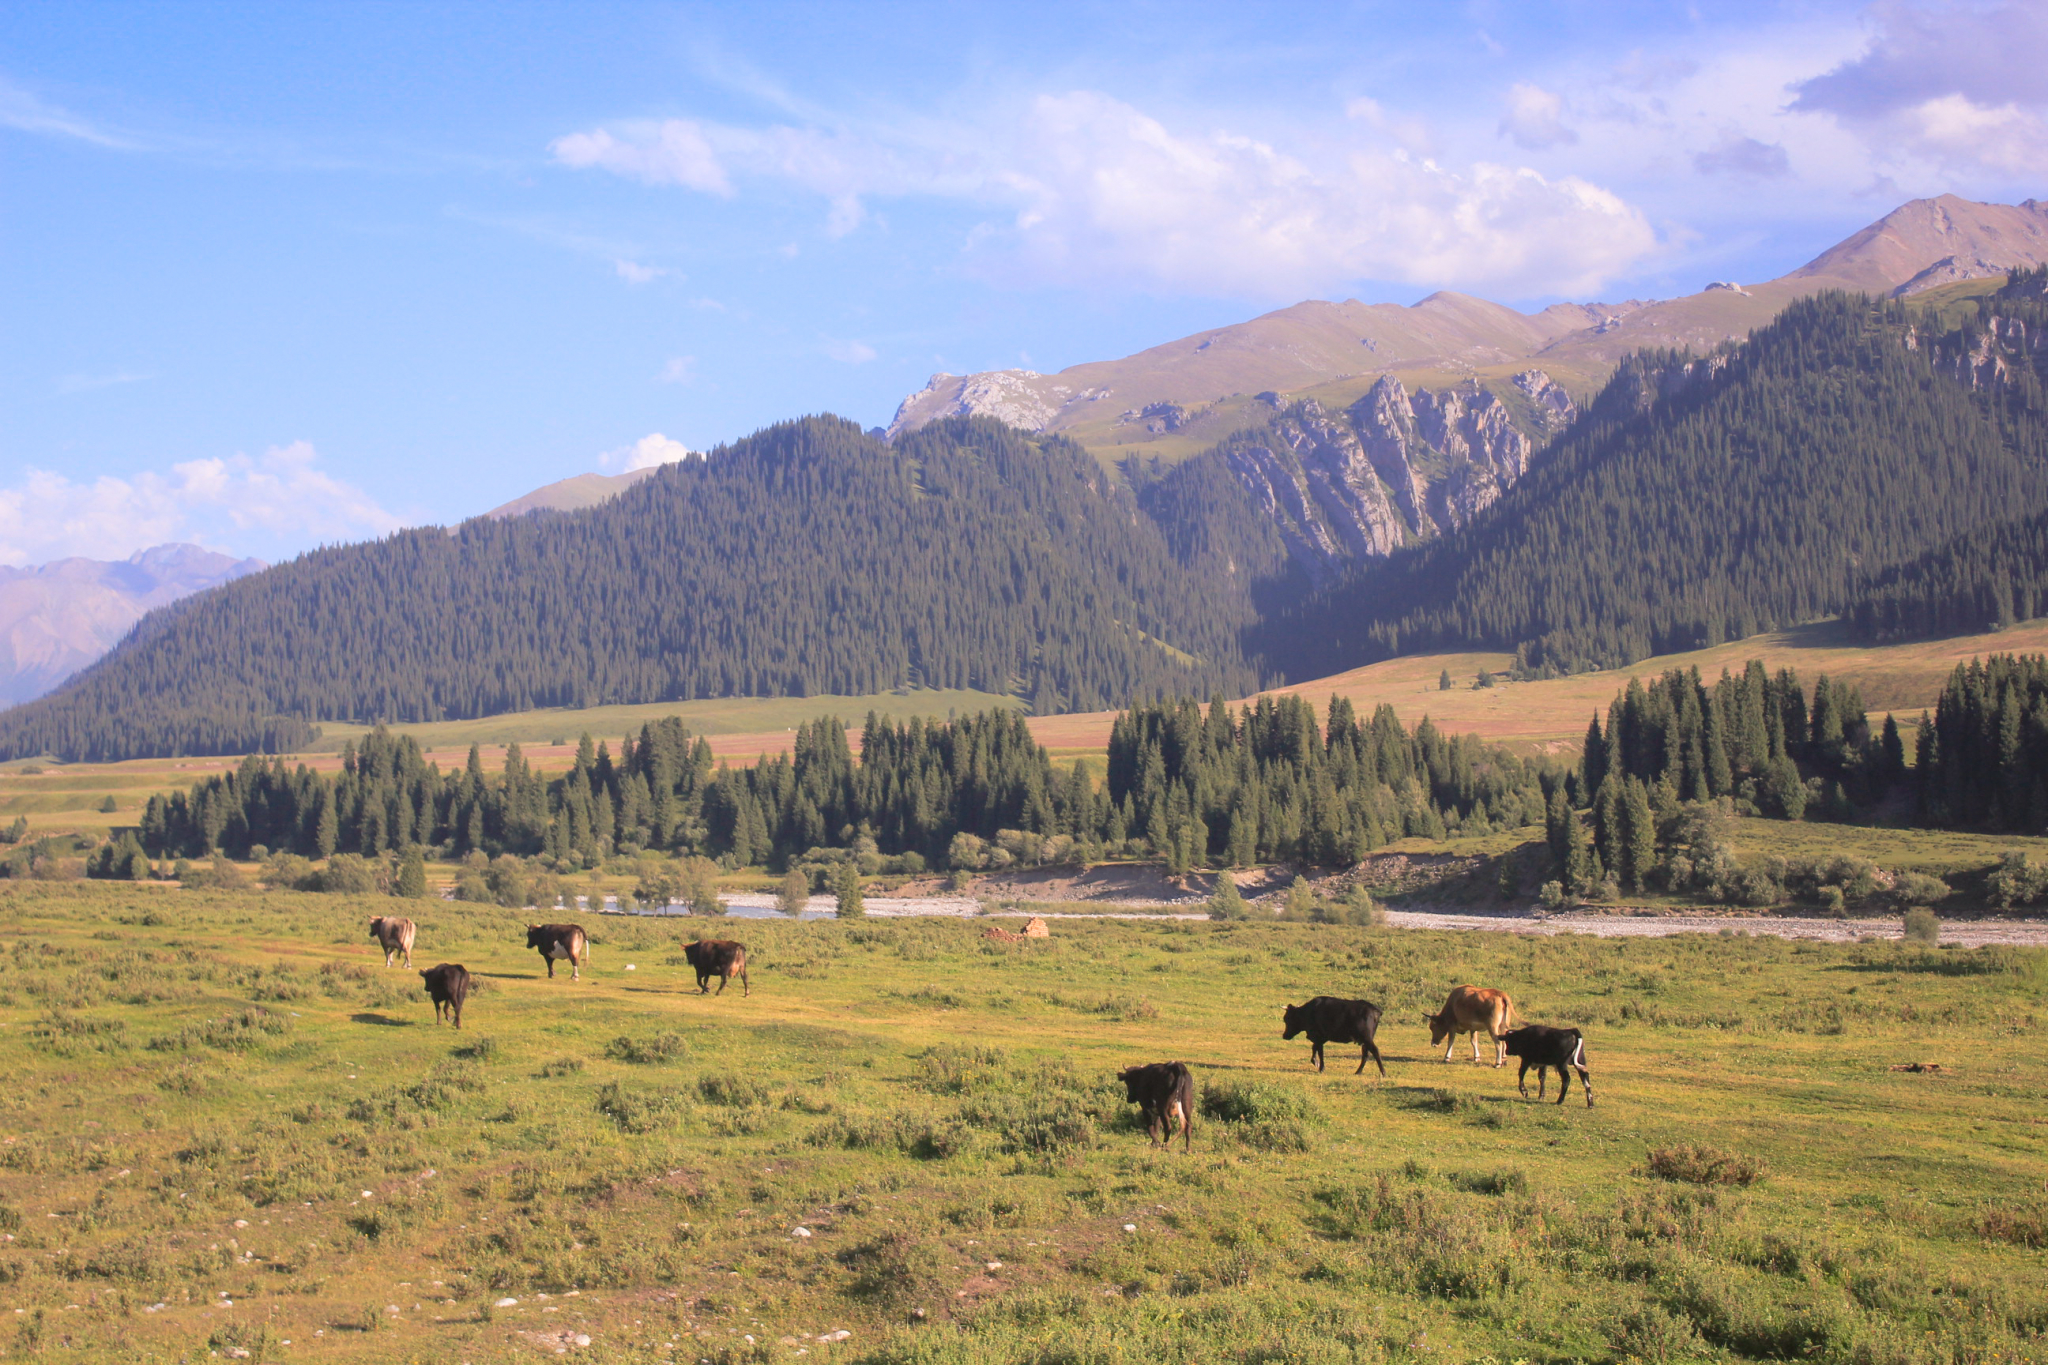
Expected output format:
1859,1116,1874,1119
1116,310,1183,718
0,545,263,708
9,195,2048,762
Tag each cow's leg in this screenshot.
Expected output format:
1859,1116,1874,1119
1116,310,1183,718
1442,1033,1455,1063
1471,1031,1483,1064
714,971,728,996
1494,1034,1507,1068
545,956,555,979
1573,1064,1593,1107
1517,1060,1531,1098
571,955,581,981
740,966,749,998
1312,1040,1325,1071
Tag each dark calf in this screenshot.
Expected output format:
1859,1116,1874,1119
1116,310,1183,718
1502,1025,1594,1107
420,963,471,1029
1281,996,1386,1076
1117,1061,1194,1152
682,939,748,997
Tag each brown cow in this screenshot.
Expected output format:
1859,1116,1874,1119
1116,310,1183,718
527,923,590,980
682,939,748,997
420,963,471,1029
369,916,416,969
1423,985,1515,1066
1117,1062,1194,1152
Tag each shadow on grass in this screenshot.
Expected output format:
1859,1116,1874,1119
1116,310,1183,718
351,1012,410,1026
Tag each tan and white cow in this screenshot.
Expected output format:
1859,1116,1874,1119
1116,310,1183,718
1423,985,1516,1066
368,916,416,969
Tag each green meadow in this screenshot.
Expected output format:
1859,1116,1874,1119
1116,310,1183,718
0,882,2044,1364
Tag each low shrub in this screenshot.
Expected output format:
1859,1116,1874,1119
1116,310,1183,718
605,1032,686,1065
1646,1143,1767,1186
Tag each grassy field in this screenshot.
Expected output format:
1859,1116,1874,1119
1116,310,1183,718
1,882,2044,1364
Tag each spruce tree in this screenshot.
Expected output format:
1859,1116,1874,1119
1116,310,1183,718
395,848,428,899
1621,778,1656,892
834,861,865,918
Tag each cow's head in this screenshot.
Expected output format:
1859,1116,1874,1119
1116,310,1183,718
525,925,543,948
1281,1003,1305,1039
1116,1066,1144,1102
368,917,385,939
682,941,704,965
1423,1010,1451,1046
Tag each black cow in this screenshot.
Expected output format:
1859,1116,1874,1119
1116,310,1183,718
420,963,471,1029
1281,996,1386,1076
1503,1025,1594,1107
682,939,749,997
1117,1061,1194,1152
526,923,590,980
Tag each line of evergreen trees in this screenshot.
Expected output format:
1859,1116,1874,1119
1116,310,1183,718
134,697,1552,872
1543,651,2048,898
1271,288,2048,676
3,416,1270,763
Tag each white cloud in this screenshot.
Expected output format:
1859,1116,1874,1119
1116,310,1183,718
613,258,669,283
982,92,1655,298
1499,84,1577,150
657,355,697,385
824,339,878,364
0,441,402,567
606,433,697,472
551,120,731,194
551,88,1660,299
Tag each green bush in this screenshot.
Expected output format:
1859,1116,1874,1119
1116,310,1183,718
1902,907,1941,944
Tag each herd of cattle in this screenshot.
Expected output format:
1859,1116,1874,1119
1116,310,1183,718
365,915,1594,1148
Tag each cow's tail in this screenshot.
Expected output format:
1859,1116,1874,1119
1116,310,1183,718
1570,1031,1585,1068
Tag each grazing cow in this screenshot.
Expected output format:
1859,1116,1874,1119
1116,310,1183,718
1117,1061,1194,1152
1503,1025,1594,1107
368,916,416,969
682,939,749,997
1282,996,1387,1076
526,923,590,980
1423,985,1516,1066
419,963,471,1029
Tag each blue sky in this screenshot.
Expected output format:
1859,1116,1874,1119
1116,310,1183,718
2,1,2043,566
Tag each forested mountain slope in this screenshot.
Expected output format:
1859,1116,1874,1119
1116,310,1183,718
0,417,1268,762
1269,287,2048,676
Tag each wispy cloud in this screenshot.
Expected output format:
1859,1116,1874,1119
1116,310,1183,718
0,442,403,567
824,339,878,364
0,78,134,149
614,258,670,283
656,356,696,385
55,370,153,397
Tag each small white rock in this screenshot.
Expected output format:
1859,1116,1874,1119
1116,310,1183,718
232,1219,248,1229
822,1330,851,1342
792,1226,812,1238
986,1261,1002,1270
1123,1223,1137,1233
495,1297,519,1308
625,964,636,971
574,1335,591,1347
